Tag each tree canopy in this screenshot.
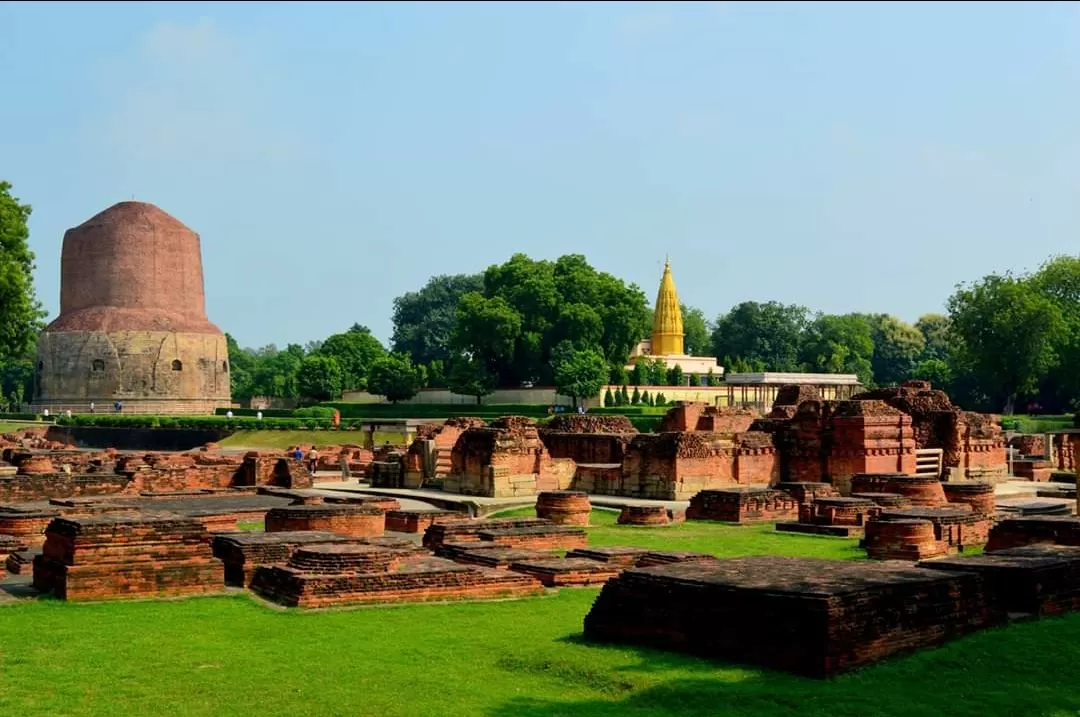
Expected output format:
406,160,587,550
0,181,45,364
551,342,608,407
366,353,426,404
711,301,808,372
391,273,483,367
317,325,387,391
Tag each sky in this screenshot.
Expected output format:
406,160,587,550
2,1,1079,350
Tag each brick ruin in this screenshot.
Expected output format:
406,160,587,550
0,429,313,504
416,380,1006,500
685,488,798,523
584,556,1004,679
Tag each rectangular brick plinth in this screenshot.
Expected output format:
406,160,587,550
921,545,1080,616
32,513,224,601
250,555,544,608
5,548,39,574
985,516,1080,551
212,530,361,586
565,546,653,568
685,488,797,523
385,509,468,534
475,525,588,550
438,544,555,568
509,557,622,587
422,518,558,549
583,557,1003,678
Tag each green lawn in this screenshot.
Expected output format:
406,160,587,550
217,429,405,450
0,515,1075,716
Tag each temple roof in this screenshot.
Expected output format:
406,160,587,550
651,257,684,350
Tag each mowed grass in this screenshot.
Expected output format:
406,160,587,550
0,515,1076,717
218,429,403,450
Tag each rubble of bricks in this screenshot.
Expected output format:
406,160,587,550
617,505,673,526
32,513,224,601
565,546,653,568
422,517,557,549
384,509,469,534
850,473,947,506
985,516,1080,551
942,481,996,515
921,545,1080,617
775,496,881,538
775,482,841,506
508,557,623,587
0,533,24,561
869,506,992,553
535,491,591,526
582,556,1004,679
264,504,386,537
851,492,913,509
862,518,947,560
211,530,362,586
250,550,544,608
439,545,555,569
685,488,798,523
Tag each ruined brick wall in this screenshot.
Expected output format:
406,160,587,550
540,432,631,464
658,403,756,433
34,202,230,412
545,414,636,434
827,401,916,493
446,417,557,497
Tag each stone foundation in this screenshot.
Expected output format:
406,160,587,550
775,482,841,505
583,557,1003,678
565,546,653,568
211,530,362,586
776,497,879,538
32,513,224,601
617,505,673,526
250,553,544,608
850,473,946,506
864,507,991,558
422,518,555,549
851,492,913,509
384,509,467,534
685,488,797,523
862,519,946,560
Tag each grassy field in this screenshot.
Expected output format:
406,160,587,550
217,429,408,450
2,514,1071,716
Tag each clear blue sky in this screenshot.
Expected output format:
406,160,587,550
3,1,1078,350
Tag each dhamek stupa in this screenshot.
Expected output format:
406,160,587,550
33,201,232,414
626,258,721,380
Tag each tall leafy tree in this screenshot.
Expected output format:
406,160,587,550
915,313,951,362
681,304,711,357
367,353,426,404
867,314,926,387
799,313,875,386
1030,256,1080,411
711,301,809,372
0,181,45,365
947,273,1064,414
446,354,497,405
317,325,387,390
297,354,343,402
224,333,257,400
391,273,483,366
551,343,608,408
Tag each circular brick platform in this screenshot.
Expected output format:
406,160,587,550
851,473,946,507
617,505,670,526
776,482,841,505
536,491,591,526
942,481,995,514
863,518,942,560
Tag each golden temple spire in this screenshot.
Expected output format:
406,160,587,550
651,256,684,356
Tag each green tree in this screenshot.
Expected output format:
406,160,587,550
452,292,522,381
915,313,951,362
911,358,953,389
551,345,608,407
297,354,343,402
799,313,875,386
603,388,615,407
620,385,630,404
647,358,668,386
711,301,808,372
0,181,45,364
224,333,257,400
251,344,305,399
630,362,646,386
367,353,426,404
868,314,926,387
613,387,625,406
317,325,387,391
642,390,653,406
391,273,484,366
426,359,447,388
1030,256,1080,411
608,363,629,386
681,305,711,356
667,364,685,387
631,386,641,405
947,272,1064,414
446,354,497,404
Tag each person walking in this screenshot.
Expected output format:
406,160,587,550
306,446,320,475
293,446,304,463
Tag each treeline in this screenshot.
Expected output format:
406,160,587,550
2,174,1078,414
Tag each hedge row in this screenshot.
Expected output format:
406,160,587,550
214,407,337,419
589,406,670,416
0,413,45,422
54,415,371,431
318,403,554,419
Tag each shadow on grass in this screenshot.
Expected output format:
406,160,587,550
493,615,1080,717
